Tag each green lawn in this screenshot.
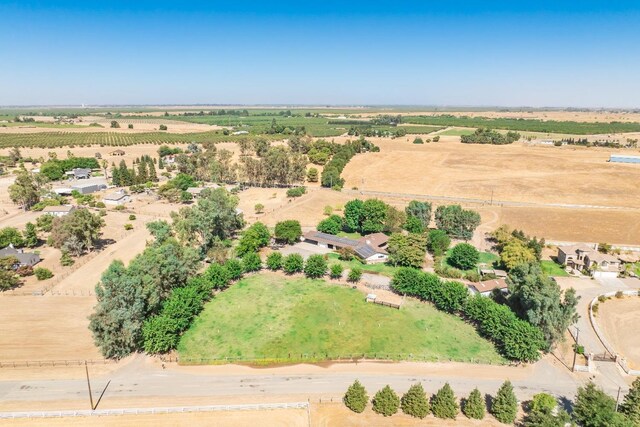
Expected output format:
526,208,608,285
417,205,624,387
443,249,499,271
540,260,569,277
326,253,398,277
178,273,505,364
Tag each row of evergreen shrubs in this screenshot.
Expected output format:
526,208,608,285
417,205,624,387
390,268,544,362
344,379,518,423
266,252,363,282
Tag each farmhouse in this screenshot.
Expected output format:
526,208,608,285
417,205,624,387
41,205,75,217
110,149,125,156
610,154,640,164
0,245,41,267
557,244,621,278
65,168,91,179
103,190,131,206
468,278,509,297
303,231,389,263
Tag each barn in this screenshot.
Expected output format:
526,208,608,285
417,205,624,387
609,154,640,164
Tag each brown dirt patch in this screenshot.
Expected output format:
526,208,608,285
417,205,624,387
597,296,640,369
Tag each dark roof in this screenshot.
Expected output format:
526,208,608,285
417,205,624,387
303,231,360,249
354,244,378,259
0,246,41,267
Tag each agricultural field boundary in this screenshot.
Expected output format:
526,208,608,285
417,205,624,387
341,189,640,211
0,402,309,420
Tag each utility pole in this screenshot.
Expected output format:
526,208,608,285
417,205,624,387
85,360,94,410
616,386,622,412
572,327,580,372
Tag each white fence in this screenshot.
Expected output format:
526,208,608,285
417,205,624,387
590,290,640,376
0,402,309,419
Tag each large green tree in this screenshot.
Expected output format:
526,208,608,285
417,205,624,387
507,263,579,350
274,220,302,244
491,380,518,424
405,200,432,228
9,169,41,210
387,233,427,268
171,188,243,255
620,378,640,425
431,383,459,419
344,380,368,413
236,222,271,256
427,229,451,256
434,204,481,240
344,199,364,232
572,382,631,427
463,388,485,420
448,243,479,270
361,199,388,234
401,383,430,418
372,385,400,417
49,208,105,256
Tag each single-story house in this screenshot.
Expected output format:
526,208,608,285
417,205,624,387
66,168,92,180
41,205,75,217
303,231,389,263
110,149,125,156
557,244,621,278
0,245,41,267
71,182,108,195
468,278,509,297
103,190,131,206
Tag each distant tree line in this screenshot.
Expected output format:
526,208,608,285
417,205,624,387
460,128,521,145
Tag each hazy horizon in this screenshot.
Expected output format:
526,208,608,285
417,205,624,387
3,1,640,108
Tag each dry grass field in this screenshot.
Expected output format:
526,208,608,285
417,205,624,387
597,296,640,370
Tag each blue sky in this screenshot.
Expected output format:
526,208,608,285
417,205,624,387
2,1,640,107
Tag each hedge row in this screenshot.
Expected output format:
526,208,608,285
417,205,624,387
390,268,544,362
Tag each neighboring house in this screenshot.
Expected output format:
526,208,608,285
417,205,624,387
110,149,125,156
103,190,131,206
163,154,178,165
71,182,107,195
41,205,75,217
557,244,621,278
468,278,509,297
65,168,92,180
303,231,389,263
0,245,41,267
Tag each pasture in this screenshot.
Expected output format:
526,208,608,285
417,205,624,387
177,273,505,364
597,296,640,369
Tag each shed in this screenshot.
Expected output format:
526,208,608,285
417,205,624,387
71,182,107,195
103,190,131,206
110,149,125,156
469,279,509,297
41,205,75,217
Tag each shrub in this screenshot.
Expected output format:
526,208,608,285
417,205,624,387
463,388,485,419
96,202,106,208
36,214,54,232
274,220,302,244
304,254,327,278
242,252,262,272
16,265,33,277
159,124,167,131
491,380,518,424
343,380,368,413
348,267,363,283
412,137,424,144
283,253,304,274
323,205,333,216
60,251,75,266
330,263,344,279
142,315,179,353
615,290,624,299
266,252,283,270
372,385,400,417
530,393,557,413
34,267,54,281
114,205,125,211
204,263,230,289
401,383,430,418
236,222,271,257
338,247,355,261
286,187,306,198
427,229,450,256
254,203,264,214
431,280,468,313
434,262,465,279
124,223,133,230
128,214,137,221
448,243,479,270
431,383,459,419
224,259,244,280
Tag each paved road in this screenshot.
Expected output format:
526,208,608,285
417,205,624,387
0,357,585,410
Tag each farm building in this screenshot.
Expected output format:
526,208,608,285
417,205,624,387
468,278,509,297
41,205,75,217
110,149,125,156
609,154,640,164
0,245,41,267
71,182,107,195
303,231,389,263
103,190,131,206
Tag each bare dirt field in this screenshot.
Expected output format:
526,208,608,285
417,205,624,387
358,110,640,123
597,296,640,370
